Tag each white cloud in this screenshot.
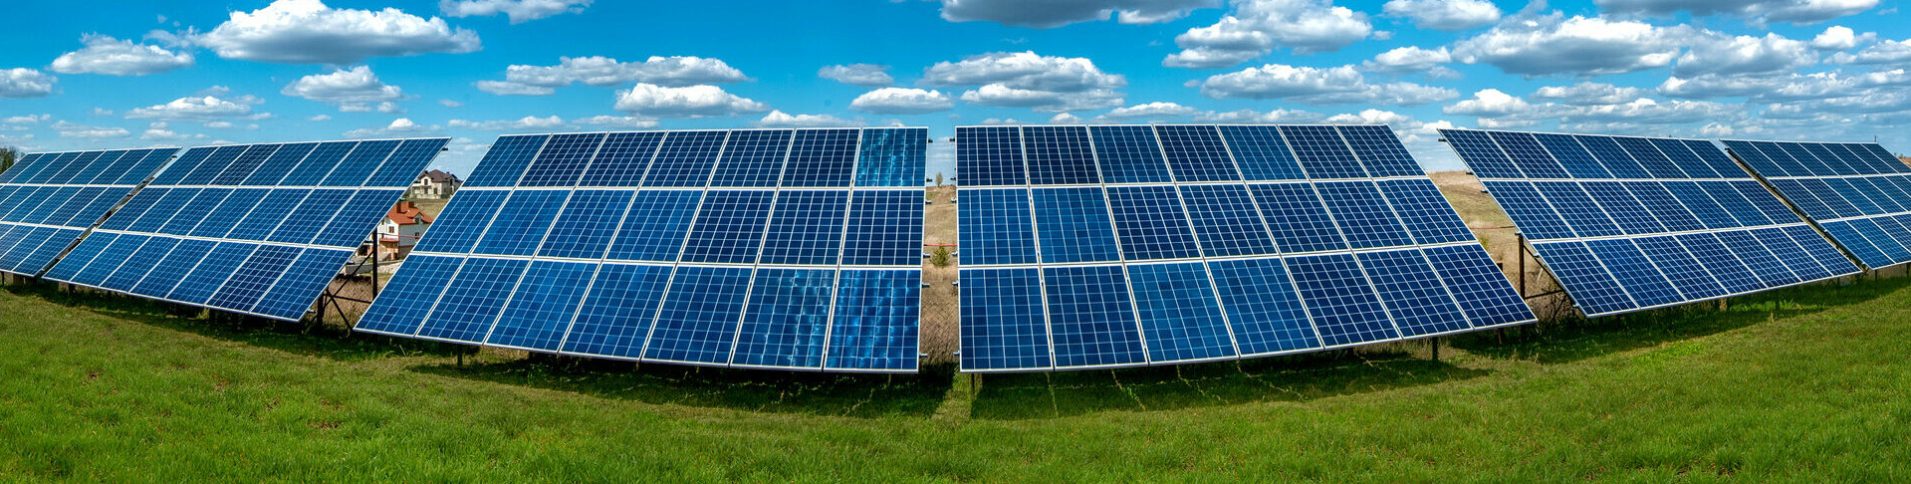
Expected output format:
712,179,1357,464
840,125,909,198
1444,89,1531,116
1163,0,1372,67
50,35,194,76
850,87,954,114
757,110,854,128
1196,108,1325,123
440,0,590,23
1453,13,1687,76
282,66,404,112
347,117,435,137
818,64,893,86
1104,101,1199,118
1326,109,1413,125
141,122,183,140
3,114,49,124
439,99,464,108
126,93,262,119
613,83,768,117
1049,112,1083,124
476,55,748,95
1674,32,1815,77
1381,0,1501,31
448,115,564,130
1837,38,1911,65
937,0,1218,27
1593,0,1879,24
0,68,56,98
575,115,658,128
1811,26,1874,50
192,0,481,64
923,51,1125,111
309,114,332,121
1362,46,1454,76
53,121,130,139
1195,63,1456,105
1533,82,1645,105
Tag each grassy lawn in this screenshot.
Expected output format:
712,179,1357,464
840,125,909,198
3,275,1909,480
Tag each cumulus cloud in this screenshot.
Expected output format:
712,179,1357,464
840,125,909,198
1533,82,1645,105
613,83,768,117
758,110,854,128
1836,38,1911,65
818,64,893,86
448,115,564,130
53,121,130,139
50,35,194,76
1444,89,1531,117
282,66,404,112
125,93,263,120
1811,26,1875,50
1163,0,1372,68
347,117,435,137
1196,108,1325,123
476,55,748,95
1442,84,1747,132
1674,32,1815,77
1362,46,1455,76
440,0,590,23
1195,63,1456,105
1049,112,1083,124
192,0,481,64
922,51,1126,111
3,114,49,124
850,87,954,114
1104,101,1199,118
1593,0,1878,24
1453,13,1687,76
1381,0,1501,31
0,68,57,98
937,0,1218,27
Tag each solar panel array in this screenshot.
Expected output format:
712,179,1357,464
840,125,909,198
45,139,448,321
355,128,927,373
1444,129,1860,318
1721,140,1911,270
957,125,1534,373
0,148,176,276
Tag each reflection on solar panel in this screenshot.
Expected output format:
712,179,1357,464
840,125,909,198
356,128,926,374
1720,139,1911,270
44,139,448,321
957,125,1534,373
1445,129,1860,318
0,148,178,277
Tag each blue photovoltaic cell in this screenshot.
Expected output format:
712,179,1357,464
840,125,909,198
1582,182,1664,235
782,129,859,187
1208,257,1318,355
1286,253,1397,347
471,190,570,256
1032,187,1121,264
1717,231,1800,287
1023,126,1100,185
758,190,848,265
643,131,726,187
0,148,180,276
1752,227,1833,281
1534,133,1609,179
1129,262,1234,363
1531,242,1635,316
102,237,179,291
486,261,597,351
1339,125,1424,177
1488,131,1571,179
1282,126,1366,179
281,142,356,186
1576,135,1650,178
608,190,703,262
1090,126,1172,183
1358,249,1469,337
348,255,460,335
1443,130,1524,179
1156,125,1240,182
826,269,921,371
169,243,257,304
645,266,752,365
957,188,1037,266
206,244,301,311
416,257,530,342
1727,139,1911,269
733,268,836,369
1044,265,1146,368
562,263,672,358
856,128,927,187
268,190,354,244
1249,183,1346,253
465,136,549,187
957,127,1026,186
959,268,1052,371
368,139,450,187
253,249,355,320
679,190,773,264
1423,245,1534,327
579,132,664,187
1106,186,1201,261
842,190,922,266
1315,182,1412,249
518,133,606,187
1633,236,1727,300
320,140,399,187
536,190,634,260
1675,233,1763,294
131,239,215,299
1382,179,1474,245
1583,239,1681,308
710,130,791,187
1179,184,1276,257
413,190,508,253
1481,181,1576,240
1626,182,1704,232
1219,125,1304,180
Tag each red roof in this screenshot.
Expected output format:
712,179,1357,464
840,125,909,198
388,201,433,225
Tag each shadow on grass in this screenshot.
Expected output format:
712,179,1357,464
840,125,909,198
970,349,1490,420
410,357,955,419
1450,275,1910,364
2,281,468,362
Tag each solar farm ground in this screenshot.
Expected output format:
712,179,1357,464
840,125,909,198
2,175,1908,479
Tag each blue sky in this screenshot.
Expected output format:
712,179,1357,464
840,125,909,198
1,0,1907,178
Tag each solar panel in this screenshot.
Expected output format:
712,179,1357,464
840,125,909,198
1721,139,1911,270
957,125,1534,373
356,128,927,374
45,138,447,321
1444,129,1861,318
0,148,177,277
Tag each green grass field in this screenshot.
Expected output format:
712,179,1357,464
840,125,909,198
3,275,1909,480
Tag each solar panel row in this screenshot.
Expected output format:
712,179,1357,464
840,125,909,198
0,148,177,277
1722,140,1911,269
957,125,1534,373
356,128,927,373
45,139,447,321
1444,129,1860,317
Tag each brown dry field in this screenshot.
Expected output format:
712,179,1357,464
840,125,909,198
315,178,1554,365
